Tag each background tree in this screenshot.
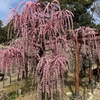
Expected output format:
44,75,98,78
0,20,10,43
0,20,7,43
40,0,96,28
95,24,100,30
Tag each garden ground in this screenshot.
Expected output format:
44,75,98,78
0,71,100,100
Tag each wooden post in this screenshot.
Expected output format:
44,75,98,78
74,41,80,99
88,60,94,93
97,58,100,82
89,66,92,84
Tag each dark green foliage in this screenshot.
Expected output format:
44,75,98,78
64,70,68,79
65,0,95,28
0,28,7,43
39,0,96,28
0,20,10,43
7,91,18,100
95,24,100,30
0,20,3,28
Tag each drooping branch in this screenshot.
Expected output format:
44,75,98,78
69,27,97,58
0,47,23,74
36,55,69,99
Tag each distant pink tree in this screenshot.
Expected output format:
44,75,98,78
0,47,23,74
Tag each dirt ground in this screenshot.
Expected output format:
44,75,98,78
90,89,100,100
0,73,100,100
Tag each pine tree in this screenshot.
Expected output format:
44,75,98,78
39,0,96,28
0,20,8,43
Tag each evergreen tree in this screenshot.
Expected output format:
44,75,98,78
39,0,96,28
0,20,8,43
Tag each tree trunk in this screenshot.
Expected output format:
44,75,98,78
97,58,100,82
24,52,28,81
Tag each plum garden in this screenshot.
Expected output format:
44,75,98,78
0,0,100,100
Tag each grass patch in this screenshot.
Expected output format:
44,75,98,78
6,91,18,100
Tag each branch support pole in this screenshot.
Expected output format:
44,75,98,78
97,58,100,82
74,41,81,100
89,64,92,84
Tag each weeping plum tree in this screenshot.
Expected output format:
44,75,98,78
0,0,100,99
0,0,74,99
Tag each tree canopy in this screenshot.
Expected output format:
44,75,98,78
39,0,96,28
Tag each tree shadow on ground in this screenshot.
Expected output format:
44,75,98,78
64,72,90,97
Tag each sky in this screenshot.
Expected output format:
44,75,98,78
0,0,28,23
0,0,100,25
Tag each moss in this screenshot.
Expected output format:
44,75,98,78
7,91,18,100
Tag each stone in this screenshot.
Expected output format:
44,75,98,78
88,92,93,96
66,92,72,96
17,88,22,95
